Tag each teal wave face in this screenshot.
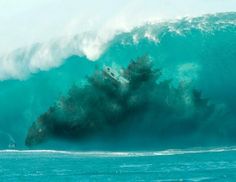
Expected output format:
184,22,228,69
99,12,236,113
0,12,235,149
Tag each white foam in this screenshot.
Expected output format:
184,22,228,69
0,21,133,80
0,12,235,81
1,147,236,157
0,34,104,80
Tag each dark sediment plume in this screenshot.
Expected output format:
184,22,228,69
25,56,235,149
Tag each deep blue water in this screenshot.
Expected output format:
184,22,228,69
0,148,236,181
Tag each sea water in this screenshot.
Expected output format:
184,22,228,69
1,12,236,148
0,148,236,181
0,12,236,182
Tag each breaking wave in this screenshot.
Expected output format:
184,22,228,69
0,12,235,80
0,12,236,149
0,33,109,80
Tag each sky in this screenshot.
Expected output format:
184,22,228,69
0,0,236,55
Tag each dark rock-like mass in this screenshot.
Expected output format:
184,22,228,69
25,56,234,149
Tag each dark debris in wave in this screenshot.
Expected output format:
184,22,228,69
25,56,235,149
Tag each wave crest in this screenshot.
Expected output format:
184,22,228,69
0,12,235,81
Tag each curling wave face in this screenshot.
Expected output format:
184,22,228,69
0,12,235,80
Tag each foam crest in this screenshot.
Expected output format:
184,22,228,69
0,35,104,80
0,13,235,81
0,24,132,80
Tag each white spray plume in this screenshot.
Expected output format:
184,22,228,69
0,0,236,80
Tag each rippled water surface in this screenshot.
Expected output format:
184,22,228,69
0,148,236,181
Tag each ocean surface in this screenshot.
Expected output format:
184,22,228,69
0,148,236,181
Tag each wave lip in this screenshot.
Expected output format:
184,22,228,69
0,35,103,80
0,12,235,81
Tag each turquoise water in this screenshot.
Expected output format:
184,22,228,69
0,148,236,181
0,12,236,180
0,12,235,149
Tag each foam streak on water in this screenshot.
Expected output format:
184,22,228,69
1,146,236,157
